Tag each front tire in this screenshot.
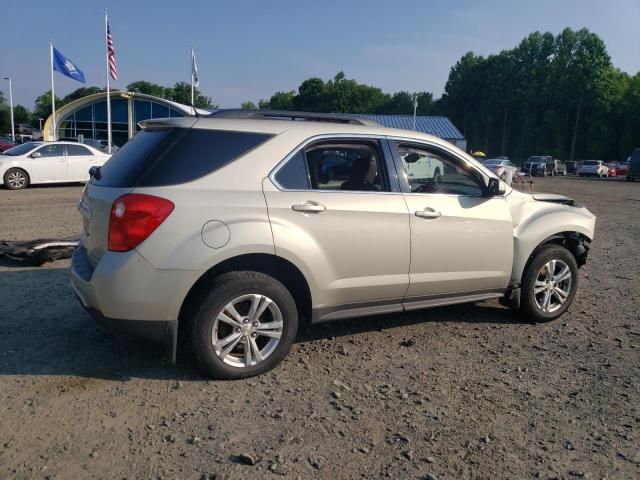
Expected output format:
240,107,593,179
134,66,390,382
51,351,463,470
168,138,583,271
519,245,578,322
3,168,29,190
191,271,298,379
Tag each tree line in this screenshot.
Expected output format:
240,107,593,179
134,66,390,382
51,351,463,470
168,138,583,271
1,27,637,161
246,28,638,161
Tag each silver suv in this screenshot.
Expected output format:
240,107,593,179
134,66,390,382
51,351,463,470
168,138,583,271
70,110,596,379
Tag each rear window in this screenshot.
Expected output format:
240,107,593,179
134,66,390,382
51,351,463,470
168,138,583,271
583,160,599,166
92,128,272,187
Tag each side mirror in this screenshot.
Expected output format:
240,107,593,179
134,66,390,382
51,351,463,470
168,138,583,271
404,153,421,164
486,177,505,196
31,151,42,158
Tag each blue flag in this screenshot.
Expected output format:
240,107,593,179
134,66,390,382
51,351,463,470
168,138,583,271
52,47,86,83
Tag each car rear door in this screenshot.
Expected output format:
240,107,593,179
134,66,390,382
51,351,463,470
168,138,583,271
388,139,513,305
66,144,99,180
29,144,67,182
263,136,410,319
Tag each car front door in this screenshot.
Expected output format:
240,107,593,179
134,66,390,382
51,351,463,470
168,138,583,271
263,136,410,321
29,144,67,182
389,140,513,307
66,144,97,180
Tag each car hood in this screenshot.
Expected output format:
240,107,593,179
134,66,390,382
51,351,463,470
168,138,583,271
531,192,575,206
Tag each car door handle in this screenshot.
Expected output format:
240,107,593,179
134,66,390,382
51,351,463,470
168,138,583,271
415,208,441,219
291,202,326,213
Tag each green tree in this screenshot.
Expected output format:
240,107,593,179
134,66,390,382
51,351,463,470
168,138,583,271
241,101,257,110
267,91,295,110
0,90,9,135
33,90,63,123
62,86,104,104
170,81,214,109
126,80,172,98
13,105,31,124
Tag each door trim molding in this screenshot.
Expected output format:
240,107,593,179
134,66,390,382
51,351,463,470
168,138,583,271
312,288,506,324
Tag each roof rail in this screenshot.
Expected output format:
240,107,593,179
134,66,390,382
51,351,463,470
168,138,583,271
208,109,379,126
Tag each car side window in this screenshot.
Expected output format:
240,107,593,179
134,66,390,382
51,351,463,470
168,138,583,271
274,151,310,189
67,144,93,156
276,140,388,192
395,142,484,196
35,144,65,158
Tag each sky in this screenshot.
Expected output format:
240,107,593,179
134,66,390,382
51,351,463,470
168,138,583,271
1,0,639,109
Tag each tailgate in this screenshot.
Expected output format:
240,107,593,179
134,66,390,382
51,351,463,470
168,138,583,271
79,183,131,267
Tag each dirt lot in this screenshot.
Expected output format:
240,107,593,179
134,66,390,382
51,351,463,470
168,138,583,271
0,177,638,480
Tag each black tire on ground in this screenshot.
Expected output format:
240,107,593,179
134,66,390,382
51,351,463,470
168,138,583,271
191,271,298,379
3,168,29,190
518,245,579,323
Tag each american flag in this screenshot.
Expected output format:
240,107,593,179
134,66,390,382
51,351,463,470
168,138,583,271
107,22,117,81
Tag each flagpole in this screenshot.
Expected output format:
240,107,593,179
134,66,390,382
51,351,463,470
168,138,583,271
191,45,195,115
50,40,57,141
105,9,112,154
412,93,418,131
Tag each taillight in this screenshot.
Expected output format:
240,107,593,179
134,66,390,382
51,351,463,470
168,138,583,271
108,194,174,252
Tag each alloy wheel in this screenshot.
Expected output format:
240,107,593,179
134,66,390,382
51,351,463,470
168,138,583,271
533,259,572,313
7,171,27,189
211,294,283,368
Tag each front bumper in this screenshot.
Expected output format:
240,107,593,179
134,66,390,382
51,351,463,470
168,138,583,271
69,246,190,363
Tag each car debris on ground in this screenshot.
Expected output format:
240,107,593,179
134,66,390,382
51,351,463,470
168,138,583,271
0,236,78,265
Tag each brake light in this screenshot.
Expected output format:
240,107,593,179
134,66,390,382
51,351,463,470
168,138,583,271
108,194,174,252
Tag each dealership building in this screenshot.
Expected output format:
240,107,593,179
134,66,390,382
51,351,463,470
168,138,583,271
43,91,207,146
44,92,465,150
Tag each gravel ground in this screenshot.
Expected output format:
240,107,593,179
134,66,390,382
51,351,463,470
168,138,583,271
0,177,638,480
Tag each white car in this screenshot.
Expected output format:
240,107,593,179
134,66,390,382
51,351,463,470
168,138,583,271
0,141,111,190
483,158,518,181
580,160,609,178
402,149,445,182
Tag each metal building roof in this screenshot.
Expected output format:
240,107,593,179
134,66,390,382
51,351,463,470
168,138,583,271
354,114,464,140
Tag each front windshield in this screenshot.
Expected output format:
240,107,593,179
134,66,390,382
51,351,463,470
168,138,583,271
2,143,39,156
527,157,546,163
483,160,502,165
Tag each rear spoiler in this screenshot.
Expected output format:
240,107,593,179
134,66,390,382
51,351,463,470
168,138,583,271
138,117,199,130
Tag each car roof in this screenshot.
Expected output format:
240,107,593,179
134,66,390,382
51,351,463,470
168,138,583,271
140,115,453,147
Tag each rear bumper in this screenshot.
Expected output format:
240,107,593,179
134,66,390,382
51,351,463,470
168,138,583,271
69,246,193,363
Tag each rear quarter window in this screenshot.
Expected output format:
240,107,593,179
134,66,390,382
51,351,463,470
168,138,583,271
93,128,272,187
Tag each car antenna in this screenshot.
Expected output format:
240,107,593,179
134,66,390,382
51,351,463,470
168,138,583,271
189,98,200,118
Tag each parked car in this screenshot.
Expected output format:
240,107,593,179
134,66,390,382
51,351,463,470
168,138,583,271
522,156,554,176
617,161,630,176
580,160,609,178
70,110,595,379
628,149,640,182
0,141,111,190
59,137,120,153
0,137,16,152
607,163,618,177
482,158,518,181
553,159,567,176
565,160,582,175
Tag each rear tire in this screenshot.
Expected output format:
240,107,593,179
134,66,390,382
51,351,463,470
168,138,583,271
518,245,578,323
191,271,298,379
3,168,29,190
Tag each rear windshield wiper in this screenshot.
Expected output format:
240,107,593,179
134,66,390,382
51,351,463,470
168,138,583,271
89,165,101,180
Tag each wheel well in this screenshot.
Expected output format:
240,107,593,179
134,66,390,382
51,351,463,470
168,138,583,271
524,232,591,276
178,253,312,332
